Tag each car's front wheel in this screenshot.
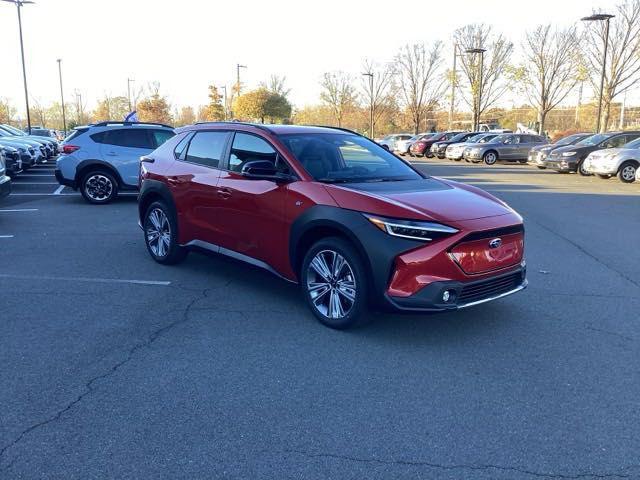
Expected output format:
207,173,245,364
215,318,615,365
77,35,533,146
301,237,368,330
81,170,118,204
483,151,498,165
143,201,187,265
577,160,592,176
618,161,638,183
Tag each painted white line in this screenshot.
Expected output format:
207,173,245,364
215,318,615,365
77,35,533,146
0,235,15,239
11,182,59,185
14,174,55,177
0,273,171,286
10,192,138,197
53,185,65,195
0,208,38,212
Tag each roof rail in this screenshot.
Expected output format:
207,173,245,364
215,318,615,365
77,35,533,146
90,121,174,129
305,125,364,137
193,121,273,134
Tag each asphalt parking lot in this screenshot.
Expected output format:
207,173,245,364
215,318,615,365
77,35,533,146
1,159,639,479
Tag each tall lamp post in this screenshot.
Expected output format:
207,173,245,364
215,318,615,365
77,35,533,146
236,64,247,96
57,59,66,133
466,47,486,132
581,13,615,133
127,78,135,112
219,85,228,121
362,72,374,138
2,0,34,133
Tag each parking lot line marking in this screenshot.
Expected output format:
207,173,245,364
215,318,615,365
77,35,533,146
0,273,171,286
15,174,56,177
0,208,39,212
12,182,59,185
0,235,15,239
53,185,65,195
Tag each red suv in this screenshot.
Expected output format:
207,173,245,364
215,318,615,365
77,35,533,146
139,123,526,329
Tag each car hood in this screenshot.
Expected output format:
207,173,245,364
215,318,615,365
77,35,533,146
531,143,552,153
550,144,596,156
324,177,514,222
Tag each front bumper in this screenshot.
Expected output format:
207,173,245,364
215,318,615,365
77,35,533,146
546,157,576,171
464,150,483,160
0,175,11,199
387,267,527,312
584,162,617,175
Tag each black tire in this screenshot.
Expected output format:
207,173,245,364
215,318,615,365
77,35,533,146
80,170,118,204
537,166,546,170
618,161,638,183
425,152,434,158
577,160,592,176
301,237,369,330
483,151,498,165
596,174,612,179
143,201,187,265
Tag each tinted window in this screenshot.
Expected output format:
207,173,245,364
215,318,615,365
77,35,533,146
151,129,175,148
66,128,89,142
173,132,194,160
603,135,628,148
279,133,421,182
229,132,277,172
623,133,640,144
185,131,229,168
105,129,152,148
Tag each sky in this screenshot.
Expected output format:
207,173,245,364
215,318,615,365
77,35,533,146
0,0,623,116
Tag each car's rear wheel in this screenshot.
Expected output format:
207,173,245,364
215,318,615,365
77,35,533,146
483,151,498,165
80,170,118,204
143,201,187,265
618,161,638,183
301,237,368,330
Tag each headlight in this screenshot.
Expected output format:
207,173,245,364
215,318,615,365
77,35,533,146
562,151,576,157
364,214,459,242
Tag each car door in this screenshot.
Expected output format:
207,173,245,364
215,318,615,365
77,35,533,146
165,130,231,246
215,131,291,267
100,128,154,187
499,135,518,160
517,135,534,158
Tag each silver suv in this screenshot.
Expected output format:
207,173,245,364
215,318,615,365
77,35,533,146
55,122,174,204
463,134,547,165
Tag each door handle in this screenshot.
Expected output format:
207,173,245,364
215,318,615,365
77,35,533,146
217,187,232,198
105,151,117,156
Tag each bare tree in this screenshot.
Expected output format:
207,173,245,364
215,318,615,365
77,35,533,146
320,72,357,127
453,24,513,129
521,25,581,134
361,59,397,137
583,0,640,131
395,42,446,133
261,75,291,99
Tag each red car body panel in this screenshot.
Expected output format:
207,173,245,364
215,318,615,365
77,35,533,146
139,123,526,312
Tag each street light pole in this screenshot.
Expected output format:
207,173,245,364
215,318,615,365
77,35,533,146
466,48,486,132
2,0,35,133
220,85,227,120
581,13,614,133
449,44,458,131
362,72,374,138
127,78,135,112
236,64,247,96
57,59,66,133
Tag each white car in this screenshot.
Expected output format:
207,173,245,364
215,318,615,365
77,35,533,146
583,138,640,183
377,133,412,152
445,133,499,161
396,133,433,156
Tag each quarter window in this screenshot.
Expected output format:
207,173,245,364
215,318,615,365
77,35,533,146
151,130,175,148
229,132,278,172
184,131,229,168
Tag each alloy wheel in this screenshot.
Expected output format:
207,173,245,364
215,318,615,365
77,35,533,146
621,165,636,182
306,249,356,320
85,174,113,201
146,208,171,258
485,152,497,165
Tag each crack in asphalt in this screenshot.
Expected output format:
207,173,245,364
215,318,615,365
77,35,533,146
283,449,638,479
0,284,222,470
527,218,640,290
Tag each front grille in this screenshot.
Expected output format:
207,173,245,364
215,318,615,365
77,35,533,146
459,271,523,304
459,224,524,243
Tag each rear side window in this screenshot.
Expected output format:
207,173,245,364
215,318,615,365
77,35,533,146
151,129,175,148
184,131,229,168
173,132,194,160
104,128,153,148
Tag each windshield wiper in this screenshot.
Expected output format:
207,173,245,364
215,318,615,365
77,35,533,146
316,178,353,183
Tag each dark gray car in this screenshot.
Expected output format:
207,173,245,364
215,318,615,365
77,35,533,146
463,133,547,165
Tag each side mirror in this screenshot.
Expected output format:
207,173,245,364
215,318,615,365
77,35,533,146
241,160,291,182
140,155,155,163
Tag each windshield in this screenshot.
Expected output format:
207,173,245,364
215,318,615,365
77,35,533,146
478,134,497,143
1,125,26,136
555,134,581,146
488,134,510,144
577,133,608,146
279,133,422,183
448,132,469,142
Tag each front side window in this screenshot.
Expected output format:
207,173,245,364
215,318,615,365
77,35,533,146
229,132,278,172
579,133,608,146
279,133,422,183
602,135,628,148
184,131,229,168
105,129,152,149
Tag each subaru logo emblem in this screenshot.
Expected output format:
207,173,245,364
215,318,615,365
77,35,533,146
489,238,502,249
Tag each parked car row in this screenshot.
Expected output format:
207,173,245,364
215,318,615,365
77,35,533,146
0,123,60,178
